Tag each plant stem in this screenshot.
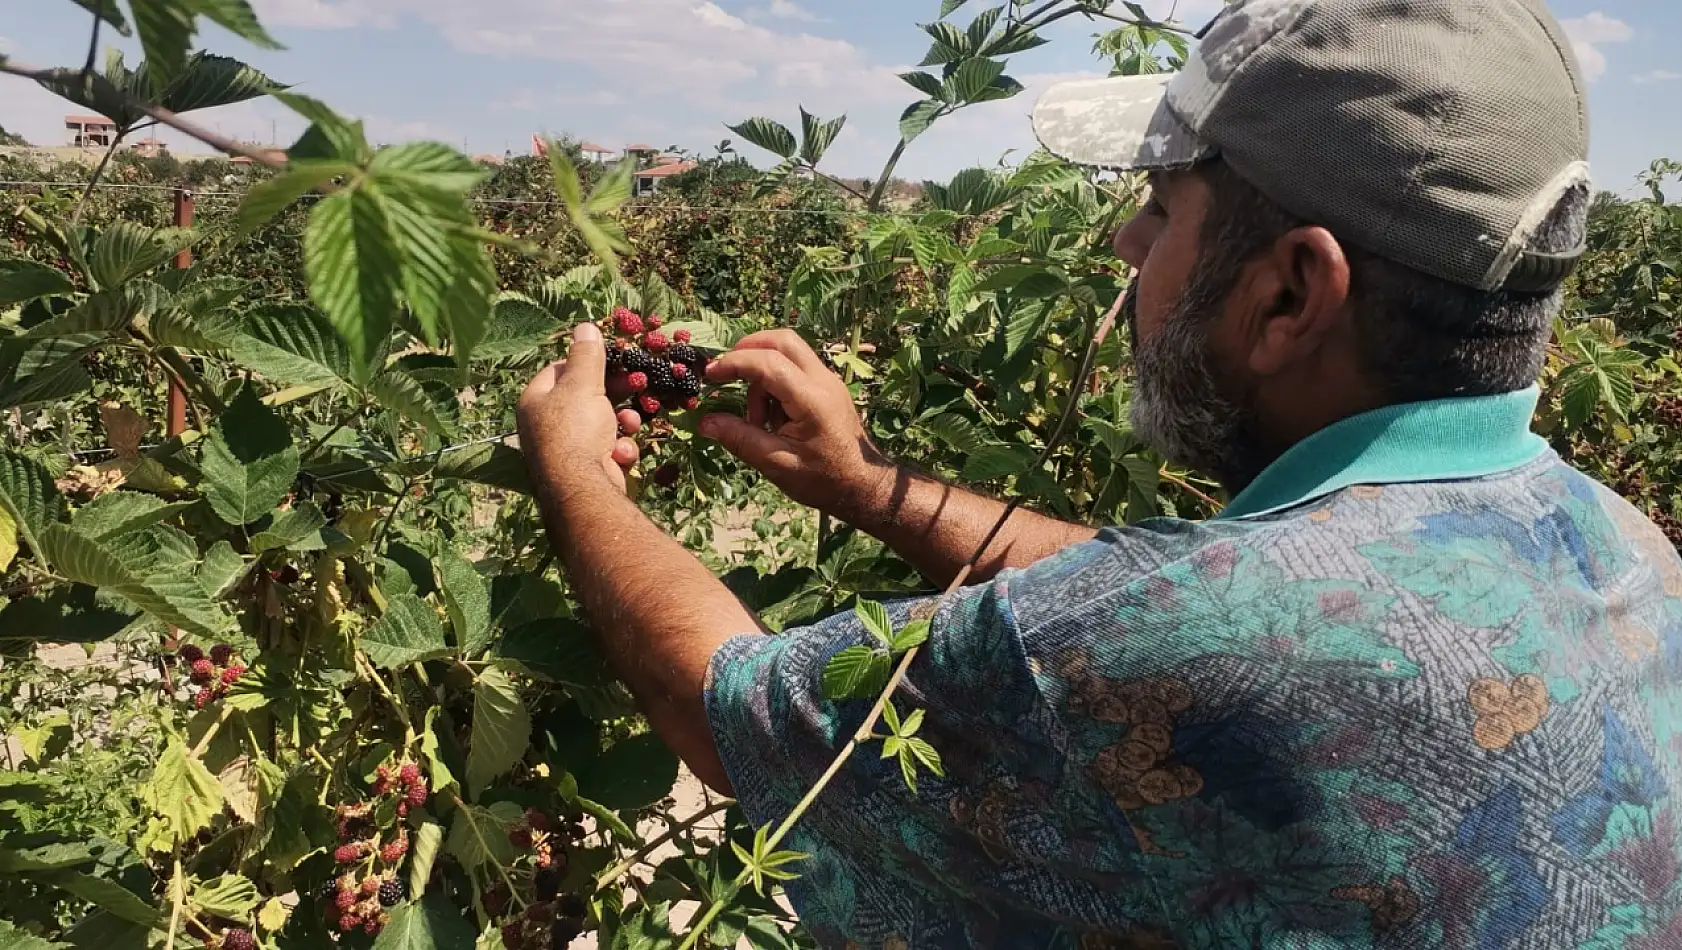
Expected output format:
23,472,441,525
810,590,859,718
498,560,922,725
355,653,416,747
148,350,209,433
154,347,226,415
865,139,910,213
83,4,103,77
1160,467,1222,510
445,791,528,910
73,131,124,224
593,799,735,889
164,852,184,950
189,704,236,758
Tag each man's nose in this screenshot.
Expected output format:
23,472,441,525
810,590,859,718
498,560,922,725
1111,213,1153,272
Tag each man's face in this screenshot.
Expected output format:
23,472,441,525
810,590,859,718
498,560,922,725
1110,170,1270,491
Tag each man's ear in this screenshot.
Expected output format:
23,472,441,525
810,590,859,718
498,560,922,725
1246,226,1352,377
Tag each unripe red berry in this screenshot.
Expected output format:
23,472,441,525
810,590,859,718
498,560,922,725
612,308,643,336
222,930,254,950
194,689,213,709
360,876,380,896
338,914,360,933
397,802,409,817
221,665,245,686
671,362,689,380
682,396,701,411
673,329,692,344
645,314,663,330
643,332,669,352
178,644,205,664
334,843,362,864
509,826,533,849
525,810,551,832
405,783,428,807
381,835,408,864
335,889,357,911
638,394,662,416
626,371,649,393
398,763,421,786
363,916,384,936
189,659,214,684
210,644,234,665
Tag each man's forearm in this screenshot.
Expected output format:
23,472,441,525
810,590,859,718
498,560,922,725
536,482,758,793
840,461,1100,588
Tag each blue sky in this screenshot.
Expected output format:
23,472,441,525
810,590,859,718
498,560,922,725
2,0,1678,193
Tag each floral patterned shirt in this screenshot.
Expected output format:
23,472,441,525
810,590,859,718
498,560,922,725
705,387,1682,949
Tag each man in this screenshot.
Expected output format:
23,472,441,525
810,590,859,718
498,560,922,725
518,0,1682,946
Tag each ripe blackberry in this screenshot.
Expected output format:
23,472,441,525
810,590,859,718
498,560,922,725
501,922,525,950
509,826,533,849
556,894,587,918
378,878,406,907
363,915,385,936
398,763,421,785
210,644,234,666
622,347,661,375
674,373,702,398
612,308,643,336
673,329,692,344
189,659,215,684
316,880,339,905
222,930,254,950
534,867,562,902
666,344,701,366
178,644,205,664
604,343,627,370
525,902,555,923
526,810,552,832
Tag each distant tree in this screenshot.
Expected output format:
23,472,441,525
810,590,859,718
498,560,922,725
0,124,30,147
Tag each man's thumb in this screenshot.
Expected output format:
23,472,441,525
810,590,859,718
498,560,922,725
559,322,606,393
700,414,783,467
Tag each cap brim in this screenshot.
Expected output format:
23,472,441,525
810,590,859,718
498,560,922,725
1031,74,1213,171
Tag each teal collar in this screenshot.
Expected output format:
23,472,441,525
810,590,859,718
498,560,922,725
1215,386,1549,521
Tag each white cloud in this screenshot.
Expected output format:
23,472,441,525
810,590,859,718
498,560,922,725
1561,12,1633,81
1634,69,1682,85
251,0,368,29
767,0,819,22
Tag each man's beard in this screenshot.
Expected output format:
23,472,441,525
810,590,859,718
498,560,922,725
1127,281,1272,492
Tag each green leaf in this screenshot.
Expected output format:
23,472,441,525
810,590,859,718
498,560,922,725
438,549,492,656
574,734,679,811
1003,298,1052,358
610,903,677,950
494,618,606,686
919,21,970,62
0,449,63,559
156,51,283,114
853,599,893,645
371,141,487,194
726,118,797,159
0,508,14,572
0,585,138,643
231,304,352,388
279,92,369,163
46,871,163,927
249,502,330,552
189,0,282,49
370,893,478,950
143,739,224,849
798,109,846,165
89,223,196,289
586,158,635,216
361,594,452,668
473,295,561,361
432,443,531,495
200,385,299,526
70,491,192,541
23,283,159,340
820,645,891,701
0,259,75,307
0,918,69,950
0,336,97,410
899,99,946,143
128,0,197,86
197,541,247,598
962,443,1036,481
39,525,226,636
237,162,348,236
939,0,970,16
890,619,931,653
445,801,522,873
191,874,260,922
966,5,1003,48
899,70,948,99
465,666,530,798
304,186,401,383
920,412,987,453
407,820,444,899
370,371,460,437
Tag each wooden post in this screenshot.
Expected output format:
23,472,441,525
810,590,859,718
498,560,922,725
167,188,194,436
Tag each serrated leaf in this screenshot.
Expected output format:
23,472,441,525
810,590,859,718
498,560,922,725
198,541,247,598
191,874,259,921
726,118,797,158
0,585,138,643
46,871,163,926
820,645,891,701
465,666,529,798
371,893,478,950
0,507,14,573
237,161,348,236
361,594,451,668
39,525,225,636
0,449,62,559
586,158,635,216
201,385,299,526
445,801,522,873
143,739,224,849
371,141,487,194
899,70,947,99
798,108,846,165
940,0,970,16
305,186,401,383
920,412,987,453
573,734,679,811
890,618,930,653
370,371,460,437
438,548,492,656
494,618,607,687
249,502,330,552
280,92,370,163
407,820,444,899
256,897,289,933
89,223,196,289
0,259,75,307
473,295,561,362
899,99,945,143
0,918,69,950
919,20,969,61
854,599,892,645
70,492,192,541
231,303,351,388
962,443,1036,481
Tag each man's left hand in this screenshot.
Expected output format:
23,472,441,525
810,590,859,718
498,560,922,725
517,323,641,501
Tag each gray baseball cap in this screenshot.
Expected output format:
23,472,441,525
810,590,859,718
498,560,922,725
1032,0,1591,292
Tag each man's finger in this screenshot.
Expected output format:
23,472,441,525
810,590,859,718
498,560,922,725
732,328,828,374
706,350,815,419
700,414,794,469
521,360,566,403
611,438,640,470
556,323,607,395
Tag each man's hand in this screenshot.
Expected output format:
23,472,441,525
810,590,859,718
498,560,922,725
517,323,641,502
700,330,895,522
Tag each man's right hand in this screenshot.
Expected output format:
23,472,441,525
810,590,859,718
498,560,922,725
700,330,895,521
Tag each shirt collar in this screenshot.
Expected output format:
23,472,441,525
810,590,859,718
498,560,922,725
1215,386,1549,521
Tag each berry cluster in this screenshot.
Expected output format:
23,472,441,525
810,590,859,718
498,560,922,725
178,643,246,709
1653,396,1682,430
603,307,709,424
205,928,254,950
1651,507,1682,550
499,894,589,950
317,870,403,935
